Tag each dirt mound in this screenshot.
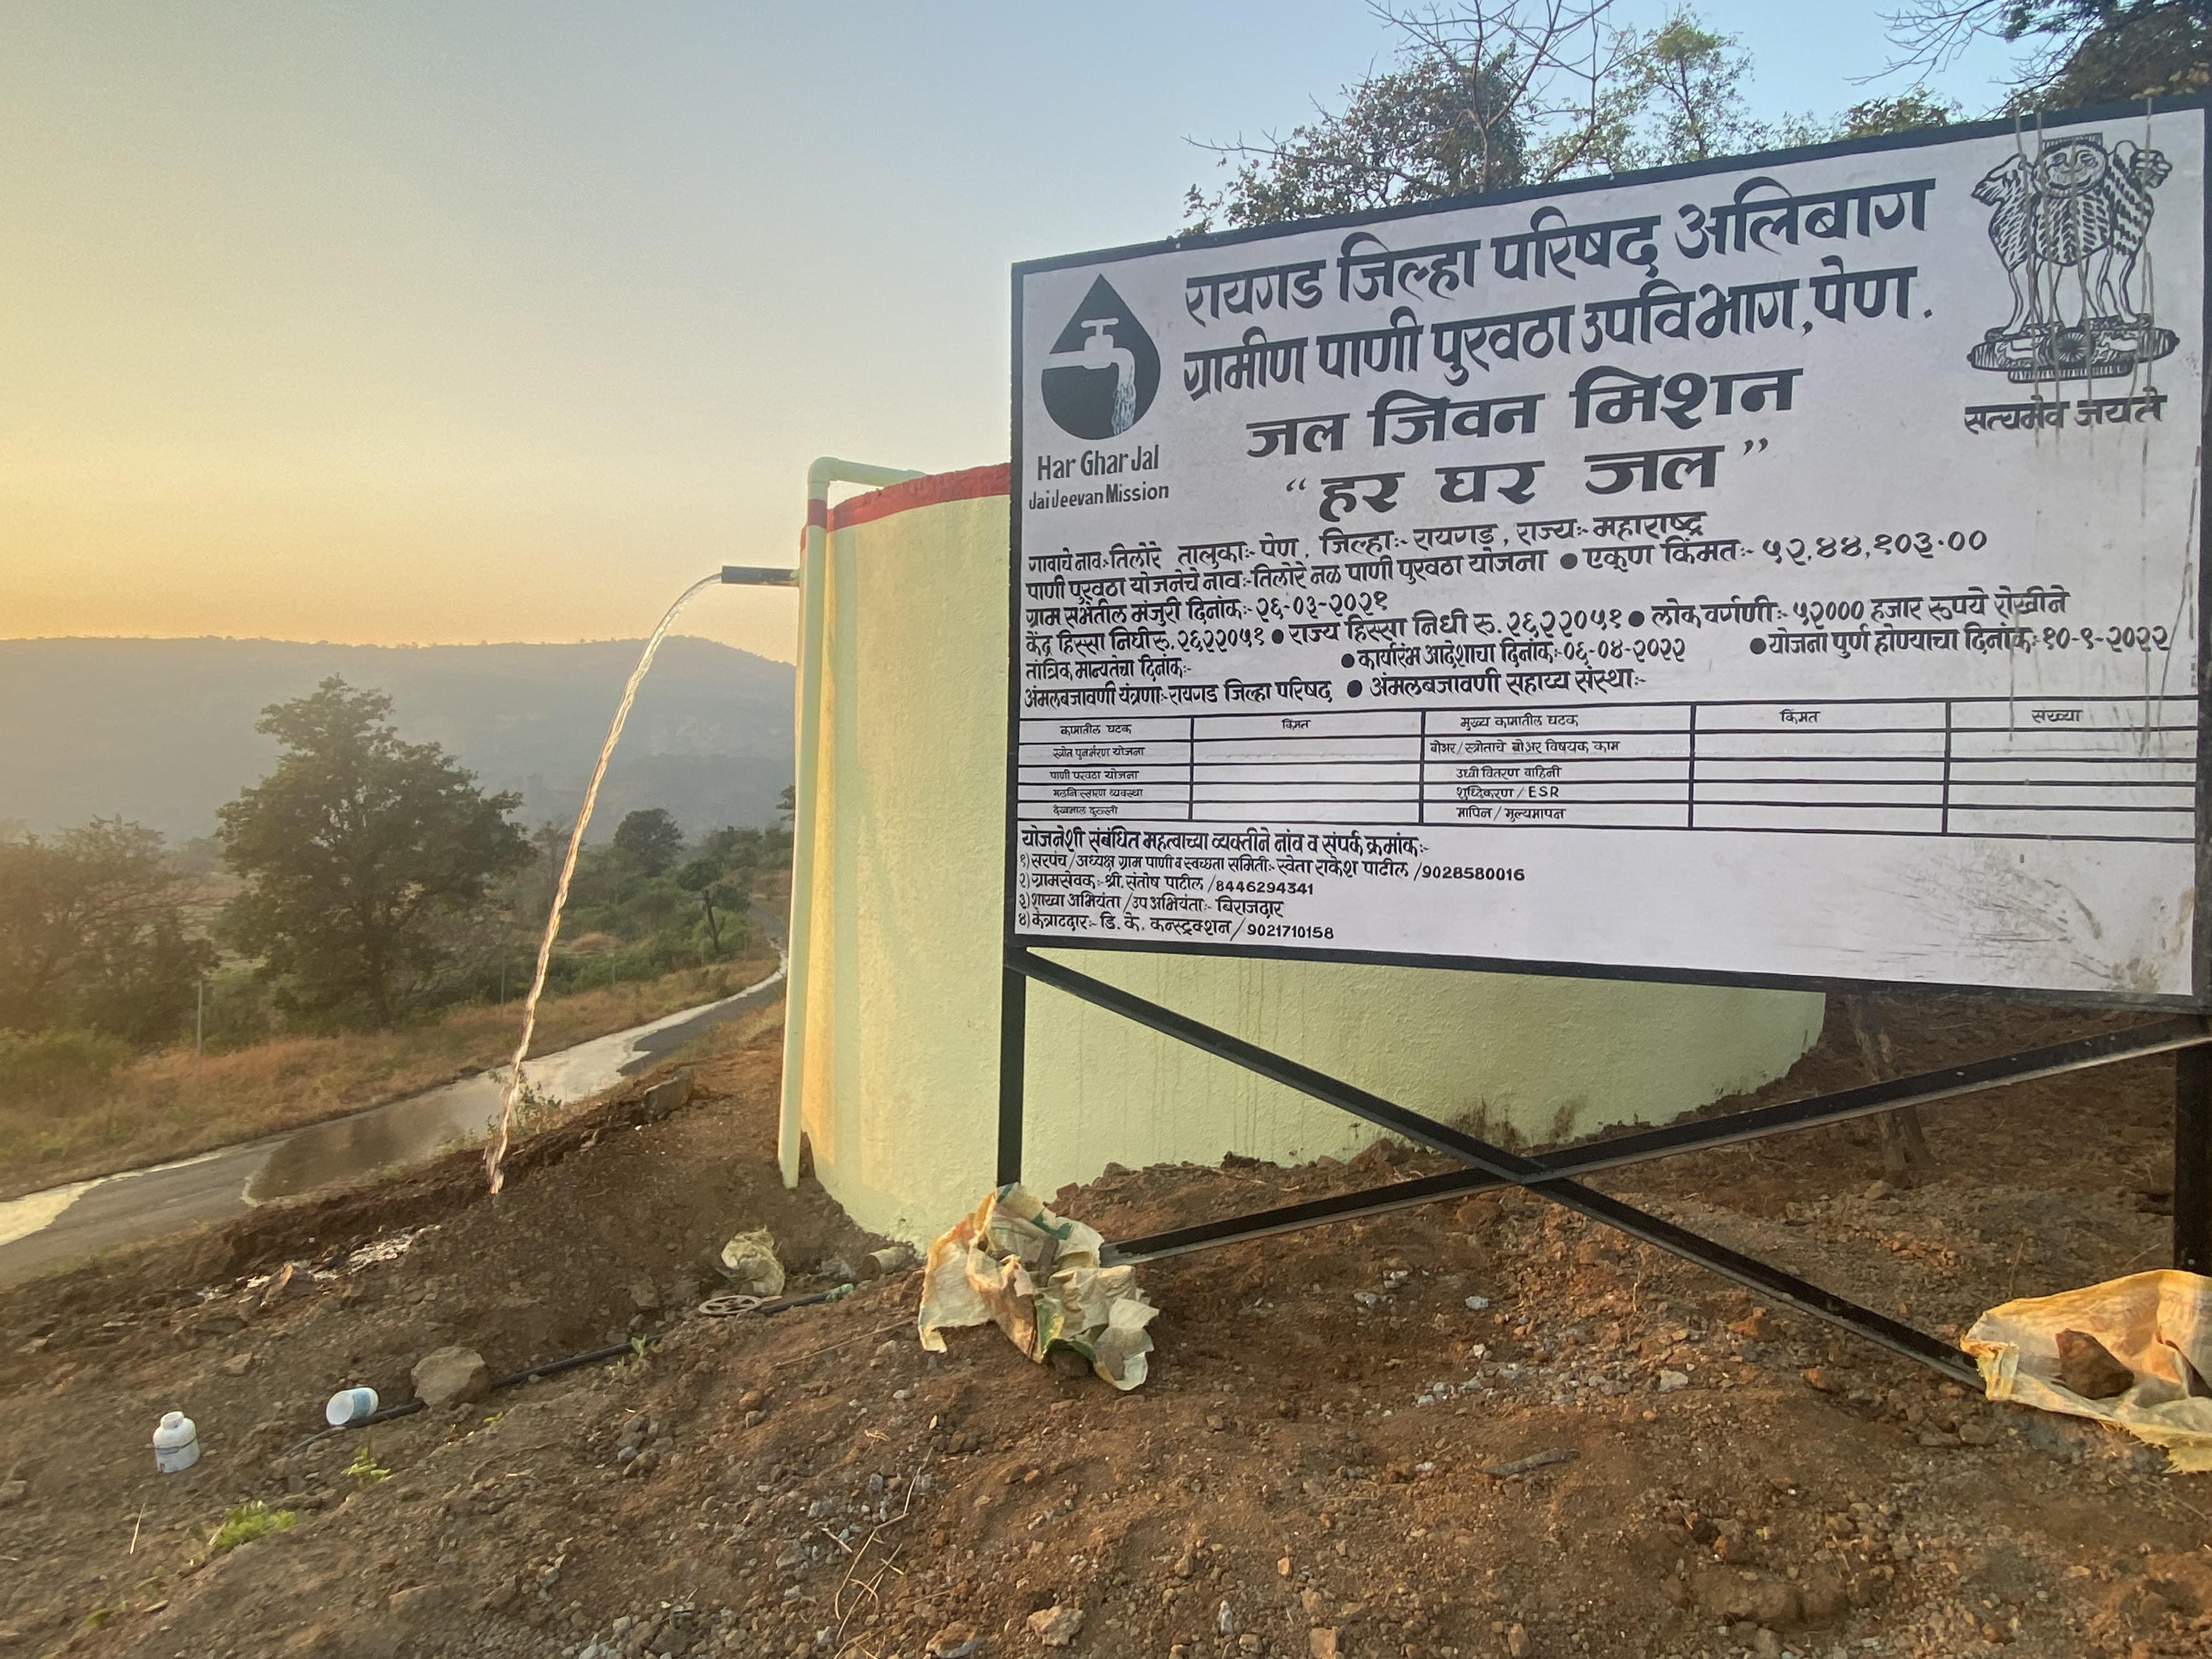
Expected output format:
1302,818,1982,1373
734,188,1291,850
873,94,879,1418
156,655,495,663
1,1005,2209,1659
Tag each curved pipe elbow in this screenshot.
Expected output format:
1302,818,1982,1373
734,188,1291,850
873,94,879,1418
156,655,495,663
806,457,927,506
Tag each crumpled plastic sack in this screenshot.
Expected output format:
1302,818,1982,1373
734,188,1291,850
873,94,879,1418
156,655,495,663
716,1227,785,1297
916,1183,1159,1390
1962,1269,2212,1471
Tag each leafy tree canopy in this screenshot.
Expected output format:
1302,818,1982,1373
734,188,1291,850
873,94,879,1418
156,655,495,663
1888,2,2210,106
1184,51,1530,231
612,807,685,876
1616,13,1776,167
0,820,214,1044
1831,91,1965,140
1186,3,1974,234
217,678,530,1026
1187,4,1843,232
697,824,770,871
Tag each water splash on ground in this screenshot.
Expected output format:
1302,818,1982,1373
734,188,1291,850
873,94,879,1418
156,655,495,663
483,571,724,1194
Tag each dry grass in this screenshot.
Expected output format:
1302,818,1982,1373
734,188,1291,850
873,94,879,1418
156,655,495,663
0,950,780,1200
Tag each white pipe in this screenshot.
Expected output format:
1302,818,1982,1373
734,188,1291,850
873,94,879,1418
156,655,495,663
779,457,926,1188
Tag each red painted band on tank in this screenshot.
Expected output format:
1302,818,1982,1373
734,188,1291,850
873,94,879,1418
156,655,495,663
797,462,1008,548
828,463,1011,532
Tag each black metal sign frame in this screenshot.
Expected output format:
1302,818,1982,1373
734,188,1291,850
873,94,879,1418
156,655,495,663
1000,100,2212,1383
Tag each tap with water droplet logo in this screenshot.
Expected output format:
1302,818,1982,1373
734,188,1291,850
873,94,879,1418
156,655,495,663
1041,275,1159,441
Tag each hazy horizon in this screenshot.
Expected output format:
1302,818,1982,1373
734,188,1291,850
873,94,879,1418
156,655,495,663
5,3,2025,664
0,633,796,842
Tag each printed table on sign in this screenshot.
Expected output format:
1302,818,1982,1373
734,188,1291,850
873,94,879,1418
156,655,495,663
1018,695,2196,841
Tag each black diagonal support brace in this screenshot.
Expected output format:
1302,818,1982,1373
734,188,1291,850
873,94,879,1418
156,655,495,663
1012,947,2032,1385
1108,1014,2212,1263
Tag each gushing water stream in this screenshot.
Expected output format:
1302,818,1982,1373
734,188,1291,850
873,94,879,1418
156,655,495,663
483,571,725,1194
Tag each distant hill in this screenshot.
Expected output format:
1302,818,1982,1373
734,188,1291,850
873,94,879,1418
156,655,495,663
0,637,794,843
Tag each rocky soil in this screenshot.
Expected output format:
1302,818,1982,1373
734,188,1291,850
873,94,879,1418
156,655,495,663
2,1000,2210,1659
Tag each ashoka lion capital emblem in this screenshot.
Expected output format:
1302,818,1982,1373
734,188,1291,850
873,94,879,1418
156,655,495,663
1968,132,2177,382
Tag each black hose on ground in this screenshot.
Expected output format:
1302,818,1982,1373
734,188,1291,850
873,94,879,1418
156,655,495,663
486,1340,639,1390
285,1341,640,1454
286,1285,855,1454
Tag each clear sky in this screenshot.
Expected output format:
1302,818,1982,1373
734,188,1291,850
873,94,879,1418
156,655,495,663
3,2,2028,662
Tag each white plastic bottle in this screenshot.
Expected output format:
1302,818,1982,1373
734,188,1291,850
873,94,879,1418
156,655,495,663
153,1410,200,1473
325,1386,378,1426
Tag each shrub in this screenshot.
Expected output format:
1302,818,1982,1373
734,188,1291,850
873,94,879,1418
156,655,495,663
0,1029,132,1108
207,1500,297,1554
343,1442,391,1486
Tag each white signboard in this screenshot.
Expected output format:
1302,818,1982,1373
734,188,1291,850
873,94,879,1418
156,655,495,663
1010,110,2208,1003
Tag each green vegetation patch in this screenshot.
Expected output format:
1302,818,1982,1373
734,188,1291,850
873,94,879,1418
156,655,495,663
344,1442,391,1486
207,1500,298,1554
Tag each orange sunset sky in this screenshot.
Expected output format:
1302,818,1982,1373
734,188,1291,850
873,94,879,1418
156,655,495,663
2,4,2015,662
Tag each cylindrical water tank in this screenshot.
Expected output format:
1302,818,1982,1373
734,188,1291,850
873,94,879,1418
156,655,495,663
791,465,1823,1245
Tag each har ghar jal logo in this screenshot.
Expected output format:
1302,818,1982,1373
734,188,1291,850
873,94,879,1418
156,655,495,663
1039,275,1160,441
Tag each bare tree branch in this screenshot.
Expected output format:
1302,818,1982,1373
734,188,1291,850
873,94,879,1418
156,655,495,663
1181,1,1851,233
1880,1,2211,105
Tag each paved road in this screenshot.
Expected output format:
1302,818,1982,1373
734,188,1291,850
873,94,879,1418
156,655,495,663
0,956,785,1289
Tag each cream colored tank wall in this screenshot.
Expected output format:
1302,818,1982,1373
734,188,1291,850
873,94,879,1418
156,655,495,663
796,477,1825,1246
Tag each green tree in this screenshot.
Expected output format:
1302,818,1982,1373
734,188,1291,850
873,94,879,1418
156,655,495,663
217,678,531,1026
1184,4,1821,232
1830,91,1962,140
611,808,685,876
674,857,748,956
698,824,767,871
1613,13,1825,166
2043,1,2211,100
1184,50,1532,232
1888,2,2210,105
0,820,215,1043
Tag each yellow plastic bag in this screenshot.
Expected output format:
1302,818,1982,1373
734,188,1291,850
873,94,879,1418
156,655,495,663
1962,1270,2212,1471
